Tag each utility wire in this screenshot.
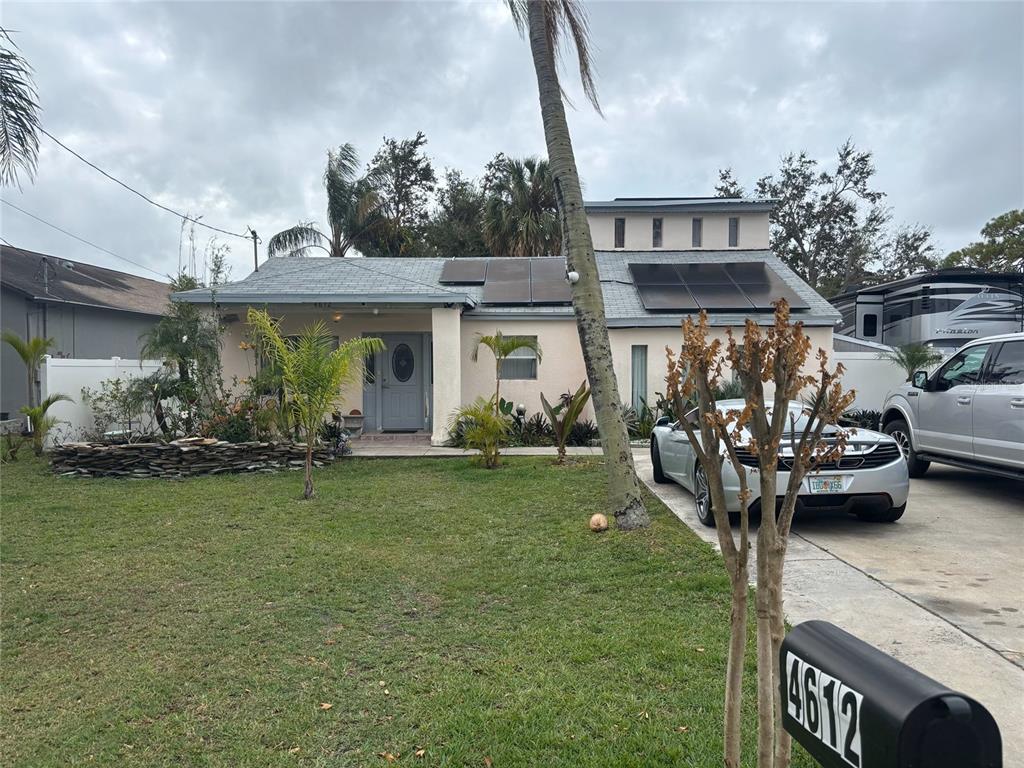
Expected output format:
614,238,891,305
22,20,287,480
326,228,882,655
1,198,168,279
335,257,467,298
40,128,250,241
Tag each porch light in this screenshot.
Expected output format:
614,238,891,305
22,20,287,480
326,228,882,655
332,312,343,322
566,270,580,284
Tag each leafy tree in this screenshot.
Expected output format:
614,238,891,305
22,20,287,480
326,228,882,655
425,169,490,257
0,28,41,187
877,342,944,381
247,308,383,499
541,381,590,464
359,132,437,257
472,331,542,414
509,0,649,530
752,140,886,294
1,331,54,409
714,168,745,199
942,209,1024,273
482,154,561,257
268,144,383,258
21,393,72,455
876,223,938,283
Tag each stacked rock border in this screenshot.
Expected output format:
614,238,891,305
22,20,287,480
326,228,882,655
51,437,336,478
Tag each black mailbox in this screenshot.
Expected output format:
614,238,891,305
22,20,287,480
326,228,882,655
780,621,1001,768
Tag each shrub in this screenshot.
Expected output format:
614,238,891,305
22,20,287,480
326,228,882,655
839,409,882,431
541,382,592,462
203,411,255,443
449,398,510,469
567,418,599,447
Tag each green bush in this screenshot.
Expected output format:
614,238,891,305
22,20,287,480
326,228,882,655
449,398,511,468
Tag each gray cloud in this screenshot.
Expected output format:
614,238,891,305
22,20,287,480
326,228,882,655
2,0,1021,281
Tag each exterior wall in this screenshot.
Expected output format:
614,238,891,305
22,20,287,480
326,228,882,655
587,212,770,251
1,287,162,419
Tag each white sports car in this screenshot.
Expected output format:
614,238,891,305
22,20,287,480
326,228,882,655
650,399,910,526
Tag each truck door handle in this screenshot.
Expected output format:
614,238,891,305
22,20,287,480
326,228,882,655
1011,398,1024,409
956,396,971,405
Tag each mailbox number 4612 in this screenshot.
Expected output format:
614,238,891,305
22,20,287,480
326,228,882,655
786,651,863,767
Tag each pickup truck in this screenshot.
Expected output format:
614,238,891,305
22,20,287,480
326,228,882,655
880,332,1024,480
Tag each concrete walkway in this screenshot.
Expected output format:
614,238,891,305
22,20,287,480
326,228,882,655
350,443,604,458
633,452,1024,763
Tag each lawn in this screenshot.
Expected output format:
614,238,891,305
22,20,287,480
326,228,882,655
2,456,813,767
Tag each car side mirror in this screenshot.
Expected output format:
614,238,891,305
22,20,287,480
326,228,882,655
911,371,928,390
655,415,671,427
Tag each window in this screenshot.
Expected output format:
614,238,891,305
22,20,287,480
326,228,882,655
691,217,703,248
631,345,648,410
728,217,740,247
500,337,539,380
614,218,626,248
862,314,878,337
985,341,1024,385
935,344,990,391
652,218,663,248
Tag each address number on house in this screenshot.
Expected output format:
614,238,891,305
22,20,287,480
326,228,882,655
785,651,863,767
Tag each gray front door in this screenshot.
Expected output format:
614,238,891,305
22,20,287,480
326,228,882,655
381,334,424,431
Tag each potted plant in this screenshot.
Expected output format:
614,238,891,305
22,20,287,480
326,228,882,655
343,409,364,436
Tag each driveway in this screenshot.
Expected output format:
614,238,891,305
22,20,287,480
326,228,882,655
634,451,1024,763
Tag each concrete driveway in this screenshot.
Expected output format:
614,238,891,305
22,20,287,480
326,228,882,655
634,451,1024,763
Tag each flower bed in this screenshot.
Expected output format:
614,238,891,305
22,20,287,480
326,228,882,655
50,437,336,479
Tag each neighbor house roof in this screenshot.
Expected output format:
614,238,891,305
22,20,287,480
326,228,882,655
584,197,776,214
174,250,840,327
0,245,171,316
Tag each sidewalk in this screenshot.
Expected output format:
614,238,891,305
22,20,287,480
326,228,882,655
349,443,604,458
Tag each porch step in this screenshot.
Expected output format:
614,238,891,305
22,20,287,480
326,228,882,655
351,432,432,444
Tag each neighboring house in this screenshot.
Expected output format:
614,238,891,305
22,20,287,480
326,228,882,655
175,197,839,445
1,245,171,419
831,267,1024,352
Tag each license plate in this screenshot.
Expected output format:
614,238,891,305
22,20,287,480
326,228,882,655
809,476,844,494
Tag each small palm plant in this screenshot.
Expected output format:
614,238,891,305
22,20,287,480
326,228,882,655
2,331,54,409
878,343,944,381
247,308,383,499
21,393,72,455
472,331,542,413
449,397,510,469
541,381,591,464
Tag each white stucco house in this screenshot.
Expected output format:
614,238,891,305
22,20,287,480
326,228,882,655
174,197,840,445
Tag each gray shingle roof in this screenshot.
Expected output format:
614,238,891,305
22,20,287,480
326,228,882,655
174,250,840,327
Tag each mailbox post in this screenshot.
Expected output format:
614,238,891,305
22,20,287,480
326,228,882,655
780,620,1001,768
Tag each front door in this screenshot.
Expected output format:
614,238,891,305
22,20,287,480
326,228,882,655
380,334,424,431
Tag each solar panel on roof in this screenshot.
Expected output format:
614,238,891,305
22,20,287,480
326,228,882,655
629,263,682,285
628,261,809,312
675,263,730,284
529,258,572,304
439,259,488,284
482,259,531,304
731,269,808,310
635,284,699,310
687,283,756,310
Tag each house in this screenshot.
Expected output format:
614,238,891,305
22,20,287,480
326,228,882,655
174,198,840,445
0,245,171,419
831,267,1024,352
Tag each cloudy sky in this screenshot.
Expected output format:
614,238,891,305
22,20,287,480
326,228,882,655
2,1,1022,283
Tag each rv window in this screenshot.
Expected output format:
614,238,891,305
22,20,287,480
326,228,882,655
862,314,878,337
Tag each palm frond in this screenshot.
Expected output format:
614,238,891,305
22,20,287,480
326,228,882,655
266,223,330,258
0,28,42,188
1,331,53,367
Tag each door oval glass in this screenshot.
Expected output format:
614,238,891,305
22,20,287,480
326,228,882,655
391,343,414,383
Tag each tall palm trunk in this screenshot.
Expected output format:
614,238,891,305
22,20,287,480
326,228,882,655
303,435,315,500
525,2,648,529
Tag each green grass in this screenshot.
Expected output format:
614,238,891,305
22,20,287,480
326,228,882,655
2,456,813,767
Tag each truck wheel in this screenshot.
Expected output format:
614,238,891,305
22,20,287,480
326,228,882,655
884,420,929,478
857,503,906,523
651,440,669,484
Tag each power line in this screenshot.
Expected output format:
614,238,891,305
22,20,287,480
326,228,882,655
40,128,250,241
1,198,168,279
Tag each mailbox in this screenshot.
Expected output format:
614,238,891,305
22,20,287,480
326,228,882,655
780,621,1001,768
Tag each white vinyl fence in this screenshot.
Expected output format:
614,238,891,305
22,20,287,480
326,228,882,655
39,356,166,446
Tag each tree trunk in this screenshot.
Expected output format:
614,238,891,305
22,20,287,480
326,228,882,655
303,439,314,500
769,545,792,768
724,571,748,768
27,363,36,410
526,2,648,530
755,539,776,768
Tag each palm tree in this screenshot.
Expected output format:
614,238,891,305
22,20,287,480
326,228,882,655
0,28,42,188
268,144,382,258
2,331,54,409
247,308,383,499
878,342,944,381
508,0,649,530
482,156,561,257
21,393,72,455
472,331,543,413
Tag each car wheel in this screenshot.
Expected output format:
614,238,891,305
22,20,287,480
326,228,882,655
651,439,669,484
884,419,929,478
694,465,715,527
857,503,906,523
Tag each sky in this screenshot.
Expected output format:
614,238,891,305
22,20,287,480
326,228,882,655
2,0,1022,284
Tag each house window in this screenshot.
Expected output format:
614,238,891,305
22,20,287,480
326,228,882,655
728,217,740,247
652,218,663,248
692,217,703,248
500,337,539,380
614,218,626,248
862,314,878,337
631,345,648,411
